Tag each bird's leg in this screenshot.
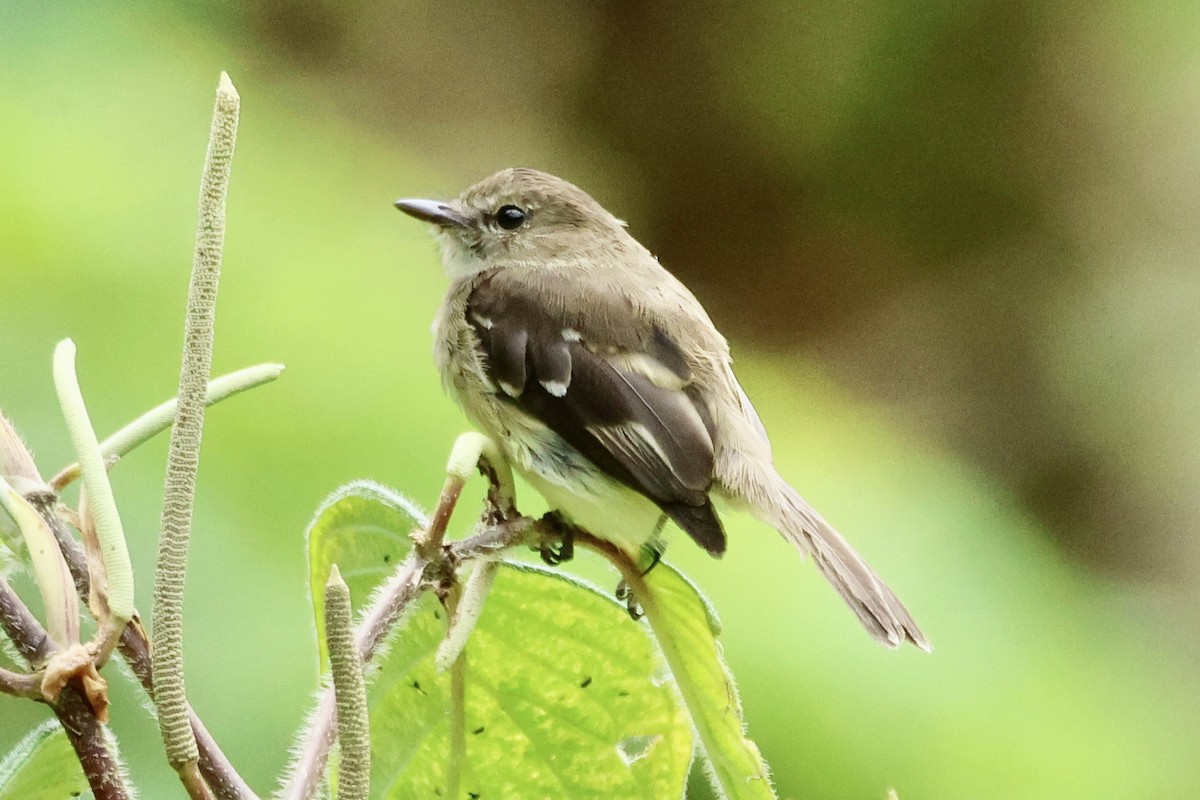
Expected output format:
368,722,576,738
614,515,668,620
638,516,669,576
536,511,575,566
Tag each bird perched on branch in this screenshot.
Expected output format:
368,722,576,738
396,167,928,650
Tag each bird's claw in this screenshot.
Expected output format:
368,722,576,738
537,511,575,566
615,579,644,620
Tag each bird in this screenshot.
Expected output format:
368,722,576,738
395,167,928,650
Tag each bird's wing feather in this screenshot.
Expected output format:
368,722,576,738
467,270,726,554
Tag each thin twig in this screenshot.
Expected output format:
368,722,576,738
0,574,56,665
29,492,257,799
0,574,131,798
282,691,338,800
422,475,465,560
418,431,516,560
0,665,39,698
354,555,428,669
53,682,132,800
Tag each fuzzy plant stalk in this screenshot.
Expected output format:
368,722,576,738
152,71,239,774
325,566,370,800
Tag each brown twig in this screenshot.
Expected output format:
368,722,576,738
53,682,131,800
27,493,257,799
0,575,55,665
421,474,465,559
0,665,39,698
0,573,132,798
282,690,338,800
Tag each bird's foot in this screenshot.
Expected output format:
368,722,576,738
536,511,575,566
615,579,644,620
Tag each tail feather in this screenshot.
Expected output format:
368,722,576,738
760,476,930,651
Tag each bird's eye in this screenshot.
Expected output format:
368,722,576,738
495,205,527,230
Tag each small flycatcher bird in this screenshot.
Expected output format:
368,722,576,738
396,168,928,650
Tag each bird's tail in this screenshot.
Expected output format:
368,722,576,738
755,471,930,651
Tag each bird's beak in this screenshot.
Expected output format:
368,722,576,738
394,198,468,228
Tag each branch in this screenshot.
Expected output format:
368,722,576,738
26,493,258,799
281,690,337,800
53,682,132,800
0,571,56,666
418,432,516,561
0,575,131,799
0,665,39,698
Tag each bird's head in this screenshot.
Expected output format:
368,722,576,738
395,167,630,278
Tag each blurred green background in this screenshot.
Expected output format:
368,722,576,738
2,2,1199,797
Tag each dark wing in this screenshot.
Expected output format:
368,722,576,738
468,274,726,555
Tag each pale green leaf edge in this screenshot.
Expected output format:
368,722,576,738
0,720,89,800
304,479,430,647
643,563,778,800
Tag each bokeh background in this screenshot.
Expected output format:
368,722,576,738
3,2,1199,797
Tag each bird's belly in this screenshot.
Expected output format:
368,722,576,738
439,331,663,554
473,392,664,554
520,466,665,557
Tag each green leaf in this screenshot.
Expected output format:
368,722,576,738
306,482,694,800
306,479,428,665
0,720,90,800
366,563,693,799
640,563,777,800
